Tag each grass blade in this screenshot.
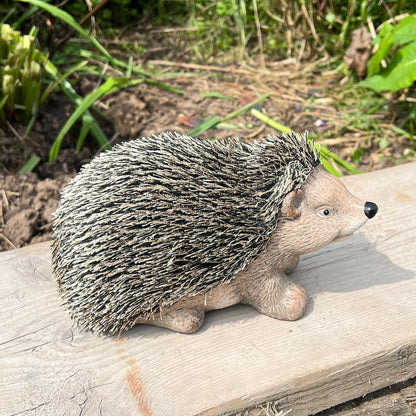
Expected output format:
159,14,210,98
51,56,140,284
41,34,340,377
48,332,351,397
89,120,111,150
143,79,184,95
76,115,93,151
37,54,112,156
79,50,184,94
11,5,37,28
16,0,112,59
0,94,8,112
18,154,40,173
186,93,271,136
126,56,133,78
49,77,143,162
199,92,237,101
221,92,271,123
79,49,152,77
320,145,362,174
320,158,342,177
187,116,220,136
40,60,89,105
251,108,290,133
79,50,186,95
2,5,17,24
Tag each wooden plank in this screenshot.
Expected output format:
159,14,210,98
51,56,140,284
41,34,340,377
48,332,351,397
1,162,416,416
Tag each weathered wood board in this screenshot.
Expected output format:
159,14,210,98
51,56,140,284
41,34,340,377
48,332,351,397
1,162,416,416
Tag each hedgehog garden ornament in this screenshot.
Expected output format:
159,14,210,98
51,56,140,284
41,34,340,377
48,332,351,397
52,132,378,335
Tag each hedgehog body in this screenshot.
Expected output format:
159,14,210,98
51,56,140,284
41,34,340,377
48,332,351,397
52,132,321,334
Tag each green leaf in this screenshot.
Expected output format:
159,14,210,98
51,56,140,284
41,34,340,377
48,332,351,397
221,92,271,123
16,0,112,59
38,56,111,154
49,77,143,162
391,15,416,46
199,91,237,101
366,15,416,85
76,115,93,151
367,23,394,76
18,154,40,173
251,108,290,134
361,40,416,92
40,60,89,105
187,116,219,136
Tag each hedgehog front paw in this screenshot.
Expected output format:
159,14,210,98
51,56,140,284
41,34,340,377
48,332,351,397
245,276,308,321
277,282,308,321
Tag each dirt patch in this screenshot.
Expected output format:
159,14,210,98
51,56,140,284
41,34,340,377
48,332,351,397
0,173,72,250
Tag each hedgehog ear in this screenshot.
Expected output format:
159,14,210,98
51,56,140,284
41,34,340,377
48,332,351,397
281,189,304,218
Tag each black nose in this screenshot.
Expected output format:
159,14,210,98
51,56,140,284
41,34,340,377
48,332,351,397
364,201,378,219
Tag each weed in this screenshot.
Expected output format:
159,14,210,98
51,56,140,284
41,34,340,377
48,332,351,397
359,13,416,147
0,24,43,126
361,14,416,93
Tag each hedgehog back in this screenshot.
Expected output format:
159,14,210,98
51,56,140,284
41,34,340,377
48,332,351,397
51,132,320,334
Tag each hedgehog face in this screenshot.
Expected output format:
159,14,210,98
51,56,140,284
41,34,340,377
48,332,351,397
278,166,377,255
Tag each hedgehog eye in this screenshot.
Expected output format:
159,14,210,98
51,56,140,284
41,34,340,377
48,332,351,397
317,207,332,218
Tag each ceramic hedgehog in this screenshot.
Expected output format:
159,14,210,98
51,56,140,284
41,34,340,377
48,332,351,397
51,132,378,334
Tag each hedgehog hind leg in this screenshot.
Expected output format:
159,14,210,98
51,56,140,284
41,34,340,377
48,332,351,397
135,307,205,334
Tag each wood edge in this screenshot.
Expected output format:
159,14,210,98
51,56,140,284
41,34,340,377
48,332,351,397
199,343,416,416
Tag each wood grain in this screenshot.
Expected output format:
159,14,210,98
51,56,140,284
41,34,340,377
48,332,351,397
1,162,416,416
